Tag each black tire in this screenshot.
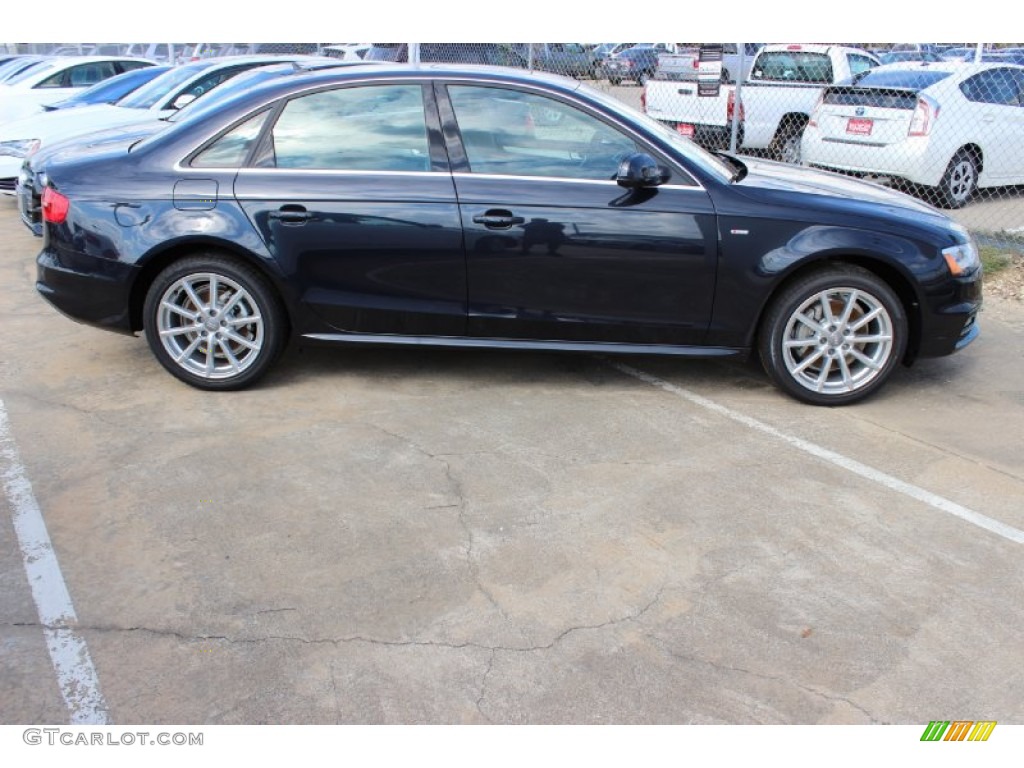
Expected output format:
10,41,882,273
934,149,979,209
143,254,287,391
608,76,621,86
758,265,907,406
771,121,806,164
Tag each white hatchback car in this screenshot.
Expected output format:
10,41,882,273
801,62,1024,207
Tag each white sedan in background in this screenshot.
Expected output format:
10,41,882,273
0,55,326,193
801,62,1024,207
0,56,155,125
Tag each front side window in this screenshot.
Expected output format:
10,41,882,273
64,62,118,88
448,85,639,180
263,84,431,171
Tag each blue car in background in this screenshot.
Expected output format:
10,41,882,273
42,66,172,111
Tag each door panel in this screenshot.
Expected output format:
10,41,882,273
441,82,718,345
456,176,717,344
235,172,465,335
232,82,466,336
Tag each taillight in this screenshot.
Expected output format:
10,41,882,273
727,90,744,122
909,96,939,136
808,93,824,128
41,187,69,224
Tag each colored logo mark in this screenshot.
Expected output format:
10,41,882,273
920,721,996,741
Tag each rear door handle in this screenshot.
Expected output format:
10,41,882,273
269,205,314,224
472,210,525,229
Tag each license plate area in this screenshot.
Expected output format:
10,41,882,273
846,117,873,136
676,123,696,138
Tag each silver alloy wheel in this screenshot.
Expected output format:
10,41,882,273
781,287,894,395
947,158,976,205
156,272,265,380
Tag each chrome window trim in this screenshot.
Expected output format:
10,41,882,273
169,71,710,189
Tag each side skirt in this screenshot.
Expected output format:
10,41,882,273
301,332,747,358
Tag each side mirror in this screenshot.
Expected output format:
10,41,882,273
171,93,197,110
616,153,671,188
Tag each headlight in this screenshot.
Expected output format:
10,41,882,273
0,139,41,159
942,241,979,276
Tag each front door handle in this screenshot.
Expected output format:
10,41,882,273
472,210,525,229
269,205,314,224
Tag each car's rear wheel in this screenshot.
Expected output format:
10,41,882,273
935,149,978,209
143,254,286,390
758,266,907,406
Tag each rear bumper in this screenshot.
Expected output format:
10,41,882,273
802,128,948,187
16,172,42,236
656,120,739,151
36,245,137,334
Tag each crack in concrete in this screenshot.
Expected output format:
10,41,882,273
8,587,665,655
475,648,496,723
360,422,510,620
652,639,880,724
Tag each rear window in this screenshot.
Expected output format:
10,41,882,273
853,70,952,90
823,87,919,110
751,51,833,83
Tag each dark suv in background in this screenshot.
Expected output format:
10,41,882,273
603,44,668,85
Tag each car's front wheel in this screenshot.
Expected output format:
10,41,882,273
758,265,907,406
143,254,287,390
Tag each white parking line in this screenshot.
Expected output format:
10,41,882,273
609,361,1024,546
0,399,110,724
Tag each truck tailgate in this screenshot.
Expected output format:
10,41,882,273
645,81,732,128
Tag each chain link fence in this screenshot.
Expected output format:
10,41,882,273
8,42,1024,254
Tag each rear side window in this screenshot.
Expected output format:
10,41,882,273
191,110,270,168
751,51,833,83
960,69,1023,105
261,85,431,171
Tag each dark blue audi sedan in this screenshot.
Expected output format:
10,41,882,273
35,64,981,405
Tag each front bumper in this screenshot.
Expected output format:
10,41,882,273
915,269,982,359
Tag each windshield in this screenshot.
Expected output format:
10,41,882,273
0,58,47,83
5,60,58,85
117,62,213,109
577,82,734,182
59,66,169,106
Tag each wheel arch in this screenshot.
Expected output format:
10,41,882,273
773,112,810,140
752,253,923,363
128,237,291,333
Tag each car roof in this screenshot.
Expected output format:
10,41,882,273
871,60,1024,76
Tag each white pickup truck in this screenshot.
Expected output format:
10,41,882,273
643,44,880,161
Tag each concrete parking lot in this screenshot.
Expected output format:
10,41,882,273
1,196,1022,725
